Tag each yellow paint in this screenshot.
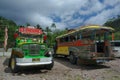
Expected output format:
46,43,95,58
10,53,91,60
78,25,114,31
56,25,114,39
56,46,69,55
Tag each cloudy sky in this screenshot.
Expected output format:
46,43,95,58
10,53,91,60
0,0,120,29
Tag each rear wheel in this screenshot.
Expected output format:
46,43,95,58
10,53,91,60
10,56,19,73
64,55,68,58
69,53,77,64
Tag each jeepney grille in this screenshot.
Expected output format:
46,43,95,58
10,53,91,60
29,44,41,56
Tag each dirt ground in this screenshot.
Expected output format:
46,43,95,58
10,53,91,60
0,56,120,80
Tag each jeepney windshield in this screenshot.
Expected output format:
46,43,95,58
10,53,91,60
16,33,44,45
19,33,42,39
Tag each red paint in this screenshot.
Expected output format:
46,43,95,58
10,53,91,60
19,27,43,35
58,40,91,47
43,35,47,41
14,33,19,39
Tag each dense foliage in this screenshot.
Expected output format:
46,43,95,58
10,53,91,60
0,16,18,48
0,15,120,48
104,15,120,40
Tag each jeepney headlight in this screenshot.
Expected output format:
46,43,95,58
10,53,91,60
45,51,52,57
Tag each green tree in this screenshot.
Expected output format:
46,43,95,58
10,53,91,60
104,15,120,40
26,23,31,26
45,26,51,33
36,24,41,29
0,16,18,48
51,23,56,32
104,15,120,31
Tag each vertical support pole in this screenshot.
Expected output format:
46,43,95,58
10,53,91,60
112,33,114,41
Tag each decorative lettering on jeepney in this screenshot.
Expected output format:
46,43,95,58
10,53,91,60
19,27,43,35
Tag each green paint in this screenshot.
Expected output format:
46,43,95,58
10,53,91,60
13,29,49,59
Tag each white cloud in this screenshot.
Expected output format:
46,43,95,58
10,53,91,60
31,13,53,27
103,0,120,6
79,0,105,15
0,0,120,29
55,22,67,30
66,18,84,27
85,3,120,25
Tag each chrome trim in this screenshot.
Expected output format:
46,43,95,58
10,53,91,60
16,57,52,66
16,61,52,66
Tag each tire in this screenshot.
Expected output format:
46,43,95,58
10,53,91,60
10,56,19,73
69,53,77,64
64,55,67,58
8,58,11,67
46,60,54,70
53,53,58,58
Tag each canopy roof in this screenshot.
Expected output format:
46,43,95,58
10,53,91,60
56,25,114,39
78,25,114,31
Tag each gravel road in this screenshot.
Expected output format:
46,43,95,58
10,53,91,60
0,56,120,80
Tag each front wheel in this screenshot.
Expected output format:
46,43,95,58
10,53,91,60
10,56,19,73
46,60,54,70
69,53,77,64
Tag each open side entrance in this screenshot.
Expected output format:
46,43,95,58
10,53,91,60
95,31,112,57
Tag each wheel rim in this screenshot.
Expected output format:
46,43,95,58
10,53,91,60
11,58,15,70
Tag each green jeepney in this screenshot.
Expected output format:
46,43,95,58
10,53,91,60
9,26,54,73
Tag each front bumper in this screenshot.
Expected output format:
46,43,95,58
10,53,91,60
16,57,53,66
93,57,114,63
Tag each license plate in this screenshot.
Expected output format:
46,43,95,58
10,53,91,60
32,58,40,62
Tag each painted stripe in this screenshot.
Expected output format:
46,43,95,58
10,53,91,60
58,40,92,47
